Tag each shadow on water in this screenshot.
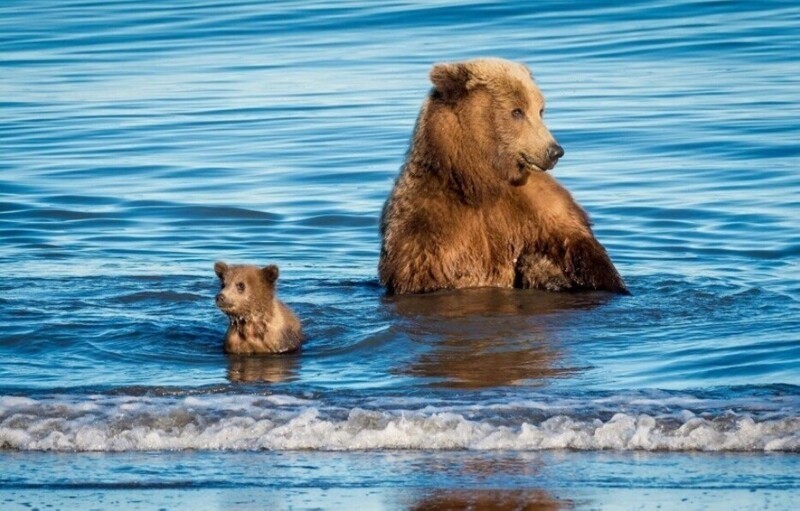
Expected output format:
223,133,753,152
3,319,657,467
384,288,613,389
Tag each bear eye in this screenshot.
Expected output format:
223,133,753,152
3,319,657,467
512,108,525,120
236,282,245,293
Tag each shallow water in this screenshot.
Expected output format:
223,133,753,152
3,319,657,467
1,0,799,505
0,451,797,509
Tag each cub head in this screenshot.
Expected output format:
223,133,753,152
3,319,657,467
214,261,279,317
428,58,563,187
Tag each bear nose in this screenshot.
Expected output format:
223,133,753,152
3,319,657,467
215,293,225,304
547,144,564,162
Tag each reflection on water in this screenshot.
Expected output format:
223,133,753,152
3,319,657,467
401,337,570,389
407,489,572,511
226,354,300,383
459,454,547,480
388,289,610,388
386,288,611,318
404,451,571,510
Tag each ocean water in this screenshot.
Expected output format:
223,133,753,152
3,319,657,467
1,0,799,508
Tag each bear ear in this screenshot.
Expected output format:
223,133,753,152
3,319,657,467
430,62,472,100
262,265,279,284
214,261,228,279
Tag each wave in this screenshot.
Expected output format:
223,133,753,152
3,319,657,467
1,394,797,453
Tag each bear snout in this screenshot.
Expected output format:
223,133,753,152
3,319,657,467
547,143,564,164
215,292,226,305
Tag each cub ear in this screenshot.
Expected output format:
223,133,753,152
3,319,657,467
430,62,471,100
214,261,228,279
262,265,279,284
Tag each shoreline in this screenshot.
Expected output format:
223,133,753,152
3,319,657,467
1,487,796,510
1,450,797,509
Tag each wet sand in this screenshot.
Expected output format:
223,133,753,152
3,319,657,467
1,450,797,510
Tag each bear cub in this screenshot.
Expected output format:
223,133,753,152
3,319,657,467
214,261,303,355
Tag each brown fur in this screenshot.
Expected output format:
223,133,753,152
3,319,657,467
214,262,304,355
379,58,628,295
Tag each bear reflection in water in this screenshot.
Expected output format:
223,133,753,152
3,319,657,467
408,489,570,511
226,354,300,383
388,287,610,388
402,453,572,510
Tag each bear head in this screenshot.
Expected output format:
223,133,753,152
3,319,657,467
425,58,563,188
214,261,278,317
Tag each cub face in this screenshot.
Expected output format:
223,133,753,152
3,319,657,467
214,261,278,316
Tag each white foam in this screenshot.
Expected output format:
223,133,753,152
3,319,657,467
1,394,798,452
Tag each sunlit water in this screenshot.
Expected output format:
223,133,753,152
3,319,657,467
1,0,799,505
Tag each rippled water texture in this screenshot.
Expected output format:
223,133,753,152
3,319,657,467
1,0,799,506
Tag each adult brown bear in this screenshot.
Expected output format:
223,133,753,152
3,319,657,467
379,58,628,295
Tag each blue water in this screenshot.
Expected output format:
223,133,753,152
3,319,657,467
1,0,800,507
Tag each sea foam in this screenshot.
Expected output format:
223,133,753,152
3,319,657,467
1,394,797,452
